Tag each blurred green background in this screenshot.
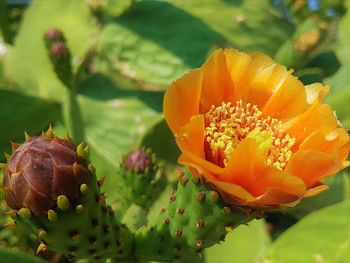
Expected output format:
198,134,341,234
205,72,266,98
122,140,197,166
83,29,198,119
0,0,349,262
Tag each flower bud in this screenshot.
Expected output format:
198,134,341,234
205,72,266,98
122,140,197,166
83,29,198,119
3,136,90,217
123,149,153,174
50,42,68,58
44,28,64,43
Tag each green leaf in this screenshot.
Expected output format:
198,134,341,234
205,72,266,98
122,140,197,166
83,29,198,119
265,200,350,263
326,85,350,128
205,219,271,263
95,0,292,88
0,88,60,155
4,0,96,99
79,96,162,202
0,248,45,263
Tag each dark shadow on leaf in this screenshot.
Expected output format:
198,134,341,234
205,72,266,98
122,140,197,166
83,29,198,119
141,120,180,165
111,0,225,68
78,73,163,112
221,0,244,6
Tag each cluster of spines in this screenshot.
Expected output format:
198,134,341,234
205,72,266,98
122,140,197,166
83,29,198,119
134,168,255,262
1,128,132,261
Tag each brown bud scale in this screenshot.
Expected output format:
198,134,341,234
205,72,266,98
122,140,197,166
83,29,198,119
3,136,90,217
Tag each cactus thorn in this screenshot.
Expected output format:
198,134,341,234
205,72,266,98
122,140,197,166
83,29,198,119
98,193,107,203
6,210,17,218
97,176,105,187
223,207,231,214
179,176,189,186
175,229,182,237
196,192,206,202
196,239,204,248
88,163,96,174
4,152,10,161
19,207,31,219
64,131,72,141
3,221,16,228
170,194,176,202
77,142,89,159
176,208,185,215
192,175,200,184
72,234,80,241
84,145,90,157
0,163,8,171
11,142,21,152
38,229,47,239
163,218,170,225
176,168,184,178
76,204,84,214
196,219,205,228
47,209,58,222
160,208,166,214
36,243,47,254
196,250,203,258
80,183,88,195
24,131,31,141
225,225,234,233
57,195,70,210
45,125,54,138
210,191,219,202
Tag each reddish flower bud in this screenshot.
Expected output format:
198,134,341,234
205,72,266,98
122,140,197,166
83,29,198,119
123,149,153,174
3,136,90,217
50,42,68,58
44,28,64,42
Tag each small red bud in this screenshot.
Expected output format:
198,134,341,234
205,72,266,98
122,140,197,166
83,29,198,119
123,149,153,174
50,42,68,58
44,28,64,42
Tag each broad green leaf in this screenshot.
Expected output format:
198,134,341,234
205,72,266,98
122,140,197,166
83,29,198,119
95,0,292,88
205,219,270,263
0,248,45,263
325,1,350,93
0,88,60,155
4,0,96,99
79,96,162,202
265,200,350,263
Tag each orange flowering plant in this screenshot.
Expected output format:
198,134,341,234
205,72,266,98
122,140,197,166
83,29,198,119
164,49,350,209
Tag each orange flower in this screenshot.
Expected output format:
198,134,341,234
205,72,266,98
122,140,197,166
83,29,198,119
164,49,350,208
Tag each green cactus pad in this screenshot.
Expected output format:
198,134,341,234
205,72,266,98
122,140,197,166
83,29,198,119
14,171,133,261
134,168,256,262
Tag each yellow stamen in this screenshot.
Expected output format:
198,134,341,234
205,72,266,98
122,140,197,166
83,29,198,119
204,100,295,170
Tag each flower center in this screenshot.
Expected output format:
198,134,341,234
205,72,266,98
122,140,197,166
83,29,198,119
204,100,296,170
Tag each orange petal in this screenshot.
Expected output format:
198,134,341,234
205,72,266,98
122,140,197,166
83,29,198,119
254,188,301,207
300,128,350,158
178,151,223,177
285,102,338,146
207,179,257,203
218,138,268,195
247,61,289,108
302,183,329,198
286,149,346,187
305,83,329,104
262,72,309,120
199,49,235,113
224,49,252,103
219,137,306,197
176,114,205,158
163,69,202,133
